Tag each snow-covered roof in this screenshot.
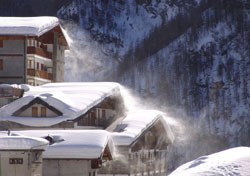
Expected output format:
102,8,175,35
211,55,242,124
0,17,59,37
0,82,121,127
0,134,48,150
169,147,250,176
0,84,14,89
11,130,114,159
111,110,174,146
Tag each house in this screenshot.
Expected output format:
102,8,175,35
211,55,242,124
0,82,124,130
0,132,48,176
11,130,114,176
0,84,24,109
0,16,69,86
100,110,174,176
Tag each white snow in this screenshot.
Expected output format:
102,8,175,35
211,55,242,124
0,17,59,36
12,130,114,159
0,84,15,89
169,147,250,176
0,82,120,127
0,135,48,150
111,110,174,146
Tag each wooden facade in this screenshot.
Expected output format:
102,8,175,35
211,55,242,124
1,94,125,130
0,85,24,108
74,96,125,129
99,119,171,176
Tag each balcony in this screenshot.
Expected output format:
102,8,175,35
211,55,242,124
27,47,52,59
27,69,53,81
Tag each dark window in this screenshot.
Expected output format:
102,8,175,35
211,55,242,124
102,110,106,120
37,62,39,70
0,59,3,70
9,158,23,164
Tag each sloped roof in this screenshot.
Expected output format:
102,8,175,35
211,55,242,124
0,132,48,150
0,17,59,37
111,110,174,146
0,82,121,127
11,130,114,159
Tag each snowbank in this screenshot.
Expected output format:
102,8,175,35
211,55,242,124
111,110,174,146
0,136,48,150
169,147,250,176
12,130,114,159
0,82,120,127
0,17,59,36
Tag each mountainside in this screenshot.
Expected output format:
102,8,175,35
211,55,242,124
58,0,250,169
1,0,249,171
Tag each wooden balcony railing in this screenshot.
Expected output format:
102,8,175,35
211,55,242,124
27,69,53,81
27,47,52,59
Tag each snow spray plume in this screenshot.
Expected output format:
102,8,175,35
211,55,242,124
116,86,188,174
60,21,119,82
165,107,230,173
119,86,228,173
60,21,227,173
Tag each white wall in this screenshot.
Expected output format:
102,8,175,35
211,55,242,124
0,150,43,176
43,159,97,176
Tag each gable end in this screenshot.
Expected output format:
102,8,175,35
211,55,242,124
12,97,63,117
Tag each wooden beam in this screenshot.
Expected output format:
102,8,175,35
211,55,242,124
0,54,23,56
0,76,23,79
0,36,25,40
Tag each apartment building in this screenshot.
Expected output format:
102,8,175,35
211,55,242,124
0,17,69,86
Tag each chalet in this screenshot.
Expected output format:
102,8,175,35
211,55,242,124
0,84,23,108
11,130,114,176
0,82,124,130
0,132,48,176
100,110,174,176
0,17,69,86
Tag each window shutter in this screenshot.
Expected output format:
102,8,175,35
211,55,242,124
41,107,46,117
32,107,38,117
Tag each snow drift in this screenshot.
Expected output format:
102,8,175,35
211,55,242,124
169,147,250,176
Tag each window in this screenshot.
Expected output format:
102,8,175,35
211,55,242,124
31,39,34,46
36,62,39,70
0,40,3,48
32,107,38,117
41,107,46,117
102,110,106,121
0,59,3,70
98,109,100,118
41,64,44,71
28,60,32,69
